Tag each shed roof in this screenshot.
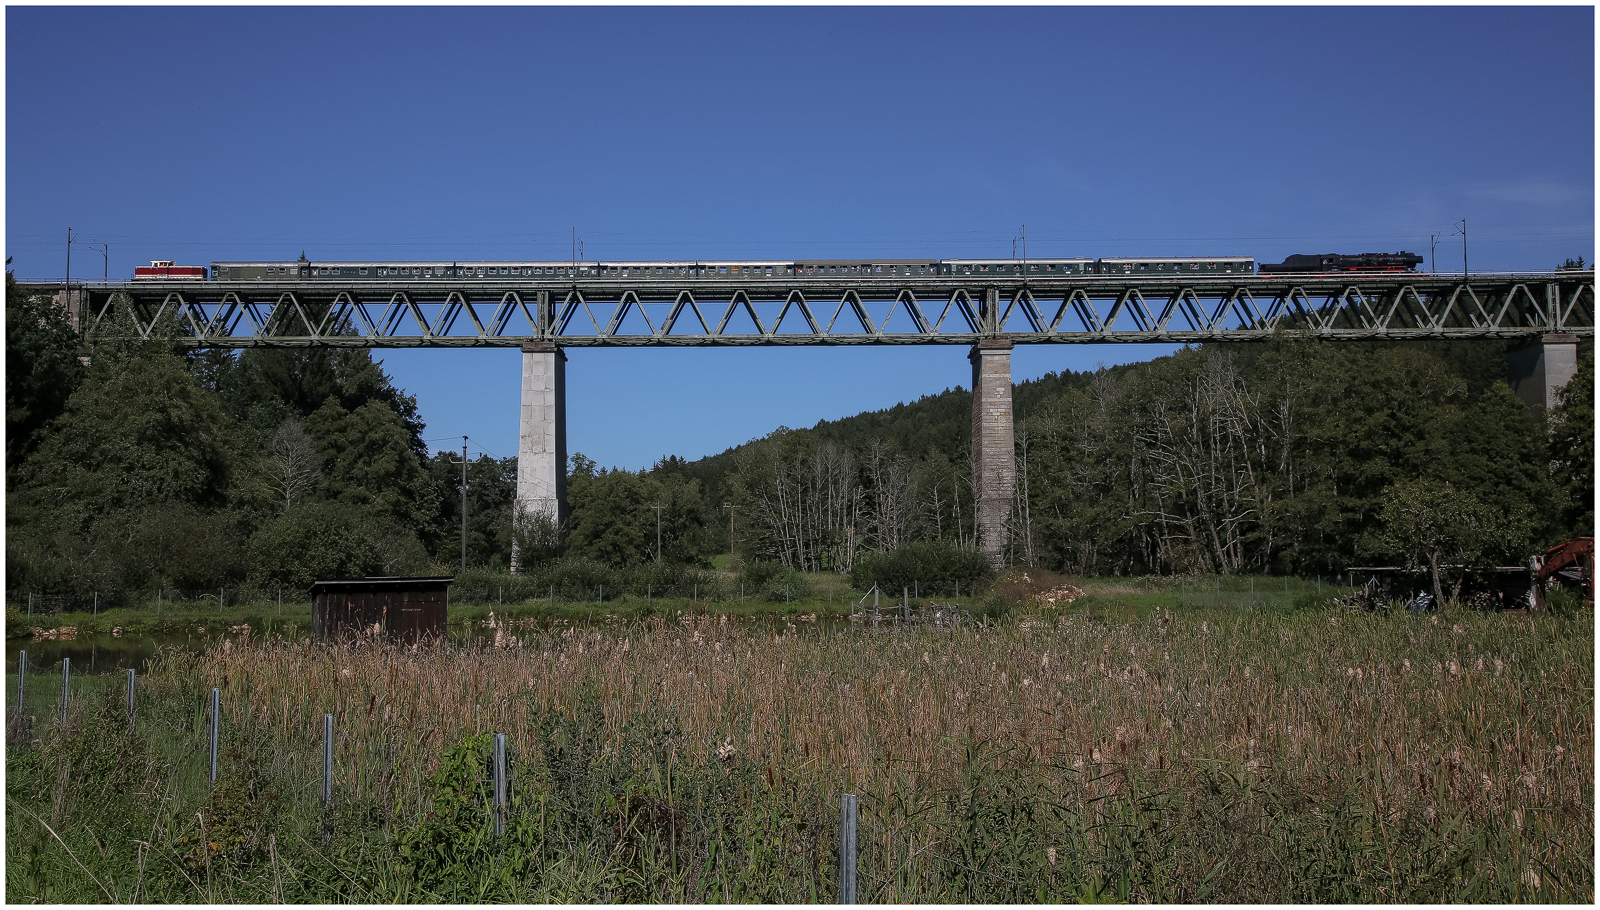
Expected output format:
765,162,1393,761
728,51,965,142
309,576,455,595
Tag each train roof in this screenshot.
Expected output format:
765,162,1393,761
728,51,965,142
210,260,592,267
1098,256,1254,262
941,257,1093,264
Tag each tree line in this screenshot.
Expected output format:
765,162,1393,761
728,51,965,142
710,337,1589,581
6,272,1592,601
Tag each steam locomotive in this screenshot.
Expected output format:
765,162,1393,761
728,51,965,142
132,252,1426,282
1256,252,1425,274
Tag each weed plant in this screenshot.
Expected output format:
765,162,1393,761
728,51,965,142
6,600,1592,902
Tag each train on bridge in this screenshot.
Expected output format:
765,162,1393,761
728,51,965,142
134,252,1426,282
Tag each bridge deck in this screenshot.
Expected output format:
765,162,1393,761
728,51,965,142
24,272,1594,347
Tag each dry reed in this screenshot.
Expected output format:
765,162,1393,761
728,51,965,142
147,609,1589,819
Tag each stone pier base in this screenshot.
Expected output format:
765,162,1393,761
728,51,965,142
514,342,567,567
970,340,1015,566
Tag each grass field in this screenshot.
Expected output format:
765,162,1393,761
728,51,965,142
6,577,1592,902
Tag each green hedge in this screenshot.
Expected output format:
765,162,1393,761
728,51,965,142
449,559,725,604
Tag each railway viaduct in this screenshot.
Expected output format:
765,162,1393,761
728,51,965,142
31,270,1596,566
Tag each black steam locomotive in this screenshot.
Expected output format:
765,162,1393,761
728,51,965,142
1257,252,1426,274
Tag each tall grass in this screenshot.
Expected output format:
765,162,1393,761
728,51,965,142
7,602,1592,902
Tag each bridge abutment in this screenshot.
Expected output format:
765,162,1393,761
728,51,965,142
970,340,1015,566
515,342,567,565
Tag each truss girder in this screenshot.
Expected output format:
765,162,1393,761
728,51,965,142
61,275,1594,347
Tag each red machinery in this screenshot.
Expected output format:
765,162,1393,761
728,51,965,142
1533,538,1594,611
132,259,207,281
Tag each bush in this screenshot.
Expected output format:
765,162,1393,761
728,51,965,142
849,540,995,597
246,501,383,589
453,559,726,605
734,561,811,602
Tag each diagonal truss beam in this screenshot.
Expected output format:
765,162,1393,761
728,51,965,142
57,274,1594,347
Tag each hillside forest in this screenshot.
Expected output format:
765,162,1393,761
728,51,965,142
5,274,1592,601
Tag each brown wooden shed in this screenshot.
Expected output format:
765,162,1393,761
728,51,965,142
310,576,454,644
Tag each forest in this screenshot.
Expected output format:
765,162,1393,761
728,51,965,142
5,272,1592,601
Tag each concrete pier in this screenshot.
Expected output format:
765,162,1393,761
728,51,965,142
1507,333,1581,421
969,340,1015,566
516,341,568,537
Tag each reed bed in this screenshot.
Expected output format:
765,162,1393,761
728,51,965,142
9,604,1593,902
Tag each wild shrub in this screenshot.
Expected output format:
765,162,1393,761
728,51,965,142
395,731,534,901
172,739,283,881
849,540,995,597
735,560,811,601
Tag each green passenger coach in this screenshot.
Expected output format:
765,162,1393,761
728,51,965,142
940,259,1095,276
1096,257,1255,275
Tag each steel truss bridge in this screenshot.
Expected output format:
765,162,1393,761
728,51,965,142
43,272,1596,347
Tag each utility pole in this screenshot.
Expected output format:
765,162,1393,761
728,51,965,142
1458,218,1468,278
653,501,664,563
64,227,72,293
449,438,469,573
723,502,736,566
1430,232,1440,274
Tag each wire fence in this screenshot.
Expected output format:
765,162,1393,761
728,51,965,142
10,667,849,901
13,656,1090,903
14,586,313,617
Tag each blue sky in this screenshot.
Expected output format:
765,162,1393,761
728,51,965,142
8,6,1593,469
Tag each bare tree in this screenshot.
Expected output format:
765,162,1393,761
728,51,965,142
736,430,865,573
266,418,321,511
866,441,913,553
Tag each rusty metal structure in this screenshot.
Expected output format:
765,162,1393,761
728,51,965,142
310,576,452,644
1533,537,1595,611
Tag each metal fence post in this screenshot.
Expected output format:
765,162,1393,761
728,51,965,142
839,793,857,904
209,688,220,784
60,657,70,724
493,733,507,836
126,669,136,728
323,713,333,806
16,650,25,721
